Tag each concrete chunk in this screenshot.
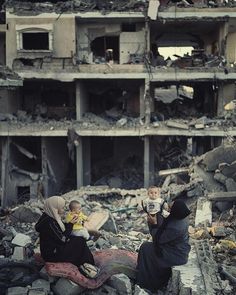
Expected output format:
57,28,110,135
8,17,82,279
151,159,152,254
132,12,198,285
108,273,132,295
85,210,109,231
12,246,25,260
134,285,150,295
53,278,84,295
11,233,31,247
195,197,212,227
7,287,29,295
32,279,50,294
167,120,189,130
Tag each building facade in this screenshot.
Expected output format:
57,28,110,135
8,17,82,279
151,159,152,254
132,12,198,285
0,0,236,206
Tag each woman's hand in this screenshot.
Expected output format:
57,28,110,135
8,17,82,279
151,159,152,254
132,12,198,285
70,215,79,224
147,214,157,225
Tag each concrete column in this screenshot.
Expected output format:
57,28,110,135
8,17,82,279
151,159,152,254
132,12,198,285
144,136,155,188
76,137,91,188
41,137,48,197
76,80,88,120
76,137,83,188
217,83,235,115
217,83,225,116
1,137,9,207
140,82,145,119
144,79,151,125
218,21,229,56
83,137,91,186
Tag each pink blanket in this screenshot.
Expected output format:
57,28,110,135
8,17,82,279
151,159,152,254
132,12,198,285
45,249,137,289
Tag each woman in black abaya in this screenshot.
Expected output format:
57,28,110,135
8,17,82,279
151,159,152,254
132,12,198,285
136,199,191,292
35,196,94,267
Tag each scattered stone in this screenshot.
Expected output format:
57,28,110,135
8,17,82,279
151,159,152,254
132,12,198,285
53,278,84,295
32,279,50,294
12,246,25,260
102,214,118,234
134,285,150,295
108,273,132,295
7,287,29,295
10,206,41,223
11,233,31,247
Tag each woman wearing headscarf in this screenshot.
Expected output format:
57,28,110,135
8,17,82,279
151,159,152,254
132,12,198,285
35,196,94,267
136,199,191,292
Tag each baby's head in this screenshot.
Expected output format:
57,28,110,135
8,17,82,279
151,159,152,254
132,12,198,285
69,200,81,214
147,186,160,200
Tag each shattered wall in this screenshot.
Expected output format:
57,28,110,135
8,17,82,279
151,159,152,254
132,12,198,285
0,88,21,114
226,32,236,64
6,14,76,67
1,137,42,206
42,137,71,197
76,22,145,64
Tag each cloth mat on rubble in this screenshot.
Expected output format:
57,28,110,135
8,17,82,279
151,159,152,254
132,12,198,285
45,249,137,289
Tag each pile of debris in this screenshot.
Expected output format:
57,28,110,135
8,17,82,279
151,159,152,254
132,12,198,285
0,65,21,81
0,145,236,294
6,0,148,15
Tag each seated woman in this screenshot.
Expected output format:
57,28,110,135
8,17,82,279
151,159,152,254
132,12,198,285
136,199,191,292
35,196,94,268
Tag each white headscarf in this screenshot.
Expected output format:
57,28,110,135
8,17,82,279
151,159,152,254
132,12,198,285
44,196,66,232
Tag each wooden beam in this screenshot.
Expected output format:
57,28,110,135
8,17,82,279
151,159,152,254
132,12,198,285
208,191,236,201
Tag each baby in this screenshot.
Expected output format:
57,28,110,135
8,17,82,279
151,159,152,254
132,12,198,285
66,200,90,240
142,186,169,218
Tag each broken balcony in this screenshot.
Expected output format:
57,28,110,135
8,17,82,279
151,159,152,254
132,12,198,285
158,0,236,13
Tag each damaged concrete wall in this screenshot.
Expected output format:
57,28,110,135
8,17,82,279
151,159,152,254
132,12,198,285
76,22,145,64
1,137,40,206
6,14,76,67
0,88,21,114
76,80,88,120
42,137,70,196
226,32,236,64
217,83,236,115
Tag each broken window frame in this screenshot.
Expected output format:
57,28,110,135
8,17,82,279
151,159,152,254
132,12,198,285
16,24,53,52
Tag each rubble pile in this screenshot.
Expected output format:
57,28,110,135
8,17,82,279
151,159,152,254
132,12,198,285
0,65,21,81
6,0,148,15
0,145,236,294
159,0,236,10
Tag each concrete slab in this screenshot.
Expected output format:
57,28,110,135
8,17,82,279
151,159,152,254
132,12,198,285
172,247,206,295
195,197,212,227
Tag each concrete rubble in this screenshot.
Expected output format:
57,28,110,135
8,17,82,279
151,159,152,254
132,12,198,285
0,145,235,294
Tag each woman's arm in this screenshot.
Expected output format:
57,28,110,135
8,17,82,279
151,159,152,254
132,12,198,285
49,220,73,243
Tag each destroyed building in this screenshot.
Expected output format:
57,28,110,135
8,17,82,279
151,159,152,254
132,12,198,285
0,0,236,207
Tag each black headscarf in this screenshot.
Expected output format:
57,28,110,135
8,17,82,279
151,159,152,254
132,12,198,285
169,199,191,220
154,200,191,256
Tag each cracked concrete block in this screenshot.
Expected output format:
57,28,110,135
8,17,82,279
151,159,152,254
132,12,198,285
32,279,50,294
6,287,29,295
11,233,31,247
195,198,212,227
12,246,25,260
225,178,236,192
203,146,236,171
107,273,132,295
53,278,84,295
28,290,47,295
173,247,206,295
